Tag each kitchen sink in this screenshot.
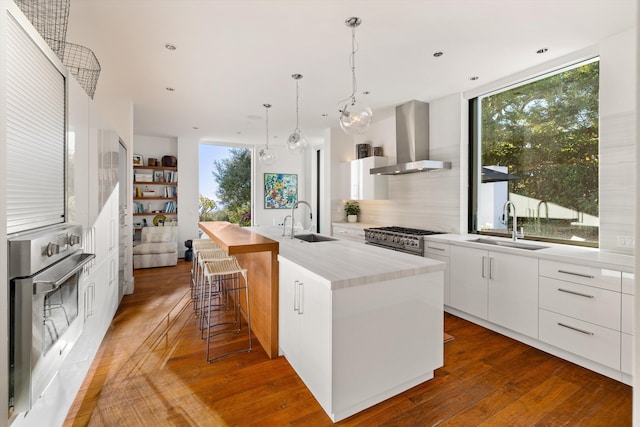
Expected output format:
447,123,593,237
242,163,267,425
294,233,337,243
469,238,548,251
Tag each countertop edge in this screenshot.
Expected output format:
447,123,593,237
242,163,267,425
425,234,634,272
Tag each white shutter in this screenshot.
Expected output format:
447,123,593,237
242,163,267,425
7,14,66,234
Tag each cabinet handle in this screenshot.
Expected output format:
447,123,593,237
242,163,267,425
293,280,299,312
558,269,595,279
428,246,445,251
481,256,486,278
489,257,494,280
557,322,594,336
298,281,304,315
557,288,595,299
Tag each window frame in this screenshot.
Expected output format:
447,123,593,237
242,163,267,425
468,58,600,248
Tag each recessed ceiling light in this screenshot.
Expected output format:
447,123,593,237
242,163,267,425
165,87,174,92
362,91,370,95
192,126,199,130
322,113,328,117
165,43,176,50
537,48,548,54
236,131,241,135
470,76,479,81
433,51,443,57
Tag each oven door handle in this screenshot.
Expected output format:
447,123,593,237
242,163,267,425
33,252,96,294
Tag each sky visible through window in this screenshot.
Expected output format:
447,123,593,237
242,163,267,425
198,144,234,203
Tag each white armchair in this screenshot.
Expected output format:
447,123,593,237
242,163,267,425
133,226,178,269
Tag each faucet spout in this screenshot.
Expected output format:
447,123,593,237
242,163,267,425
502,200,523,242
291,200,312,239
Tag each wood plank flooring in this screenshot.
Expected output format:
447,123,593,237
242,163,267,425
64,260,632,426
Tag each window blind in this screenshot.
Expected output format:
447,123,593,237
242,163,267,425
7,14,66,234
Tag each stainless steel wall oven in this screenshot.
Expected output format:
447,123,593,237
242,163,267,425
8,224,94,415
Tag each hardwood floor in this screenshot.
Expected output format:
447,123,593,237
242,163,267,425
64,261,632,426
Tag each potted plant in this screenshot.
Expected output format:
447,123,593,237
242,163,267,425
344,200,360,223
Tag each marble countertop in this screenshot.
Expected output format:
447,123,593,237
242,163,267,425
331,222,381,230
247,226,445,290
425,234,634,272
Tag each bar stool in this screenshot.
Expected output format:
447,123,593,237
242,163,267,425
190,240,220,299
193,248,229,315
201,257,251,362
191,239,220,288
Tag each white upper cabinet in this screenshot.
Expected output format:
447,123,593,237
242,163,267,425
349,157,388,200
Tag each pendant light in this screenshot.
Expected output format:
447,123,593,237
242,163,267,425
287,73,309,153
258,103,277,166
338,17,372,135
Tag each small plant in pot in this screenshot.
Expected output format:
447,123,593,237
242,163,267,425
344,200,360,223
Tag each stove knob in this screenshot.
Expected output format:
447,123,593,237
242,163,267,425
68,234,81,246
46,242,60,257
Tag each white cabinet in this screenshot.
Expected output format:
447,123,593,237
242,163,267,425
279,257,333,412
621,272,634,376
487,252,538,338
450,245,538,338
450,245,487,319
331,223,366,243
425,241,450,305
349,157,388,200
538,259,622,371
279,256,443,422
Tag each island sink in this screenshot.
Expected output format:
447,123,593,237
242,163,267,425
470,237,547,251
294,233,337,243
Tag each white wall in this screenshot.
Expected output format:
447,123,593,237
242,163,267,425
599,28,637,255
253,145,307,228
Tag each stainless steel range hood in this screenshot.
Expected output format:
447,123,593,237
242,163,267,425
370,100,451,175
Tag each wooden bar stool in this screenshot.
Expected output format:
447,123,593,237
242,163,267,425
201,257,251,362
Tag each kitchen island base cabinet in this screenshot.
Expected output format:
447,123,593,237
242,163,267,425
279,257,443,422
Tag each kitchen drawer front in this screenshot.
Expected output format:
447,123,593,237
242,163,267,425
539,260,621,292
539,309,620,370
622,272,634,295
621,293,633,335
622,333,632,375
539,277,621,330
425,241,450,257
332,226,365,242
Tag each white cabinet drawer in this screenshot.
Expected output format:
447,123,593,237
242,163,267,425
539,260,621,292
332,226,365,242
425,241,450,256
622,272,634,295
622,333,632,375
539,309,620,370
539,277,620,330
622,293,633,335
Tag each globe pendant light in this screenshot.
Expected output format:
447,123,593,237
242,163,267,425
287,73,309,153
258,103,277,166
338,17,372,135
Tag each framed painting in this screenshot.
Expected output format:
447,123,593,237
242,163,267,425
264,173,298,209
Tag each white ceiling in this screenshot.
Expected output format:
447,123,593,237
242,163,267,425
65,0,636,146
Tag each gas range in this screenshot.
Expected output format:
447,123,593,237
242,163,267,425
364,226,444,255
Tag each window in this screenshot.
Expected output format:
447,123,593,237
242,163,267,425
470,59,599,246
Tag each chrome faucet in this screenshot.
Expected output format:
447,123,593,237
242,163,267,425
291,200,312,239
503,200,524,242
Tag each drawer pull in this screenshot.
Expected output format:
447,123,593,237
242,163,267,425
558,269,595,279
558,322,594,336
557,288,595,299
428,246,445,251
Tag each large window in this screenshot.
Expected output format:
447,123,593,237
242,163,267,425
470,59,599,246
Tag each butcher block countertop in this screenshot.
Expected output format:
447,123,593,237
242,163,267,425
199,221,279,358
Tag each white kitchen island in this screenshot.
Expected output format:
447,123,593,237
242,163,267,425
249,227,445,422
